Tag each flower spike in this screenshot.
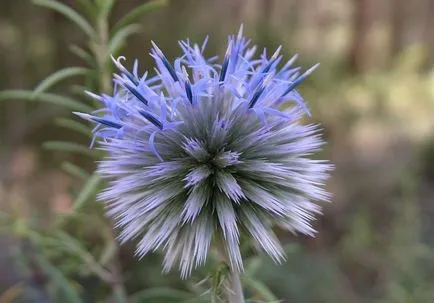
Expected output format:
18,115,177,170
76,26,332,277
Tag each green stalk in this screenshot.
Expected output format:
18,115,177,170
92,10,129,303
95,15,111,94
107,227,128,303
227,268,245,303
216,238,245,303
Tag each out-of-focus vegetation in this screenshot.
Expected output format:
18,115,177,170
0,0,433,302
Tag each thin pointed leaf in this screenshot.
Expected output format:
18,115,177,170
245,256,262,276
33,67,89,97
244,277,279,302
73,173,101,211
43,141,95,157
34,253,83,303
69,45,95,67
54,231,114,283
0,90,93,112
32,0,95,38
55,117,90,136
99,241,116,266
55,231,89,256
61,162,89,180
76,0,96,19
96,0,115,18
112,0,167,34
53,211,92,228
109,24,142,56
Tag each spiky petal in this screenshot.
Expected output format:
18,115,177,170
76,27,332,278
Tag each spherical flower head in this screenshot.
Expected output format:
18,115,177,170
76,26,332,278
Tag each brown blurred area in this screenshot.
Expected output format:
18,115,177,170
1,0,434,302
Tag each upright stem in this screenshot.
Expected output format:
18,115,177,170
215,239,245,303
227,268,244,303
93,12,128,303
95,15,111,94
110,250,128,303
104,223,128,303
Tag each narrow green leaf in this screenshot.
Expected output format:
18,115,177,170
76,0,96,19
0,90,93,112
32,0,95,38
73,173,101,211
43,141,95,157
54,231,114,283
96,0,115,19
130,288,193,303
53,211,91,228
109,24,142,56
245,256,262,276
55,117,90,136
112,0,167,34
244,277,278,302
61,162,89,180
69,45,95,67
34,253,83,303
55,231,89,257
99,241,116,266
33,67,89,97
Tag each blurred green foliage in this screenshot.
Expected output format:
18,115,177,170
1,0,434,303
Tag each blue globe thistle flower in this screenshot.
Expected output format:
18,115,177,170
76,26,332,278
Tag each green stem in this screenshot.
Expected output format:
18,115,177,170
107,224,128,303
93,10,128,303
216,239,245,303
94,14,111,94
112,281,129,303
227,268,244,303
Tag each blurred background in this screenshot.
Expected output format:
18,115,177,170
1,0,434,302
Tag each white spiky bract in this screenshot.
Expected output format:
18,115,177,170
76,27,332,278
